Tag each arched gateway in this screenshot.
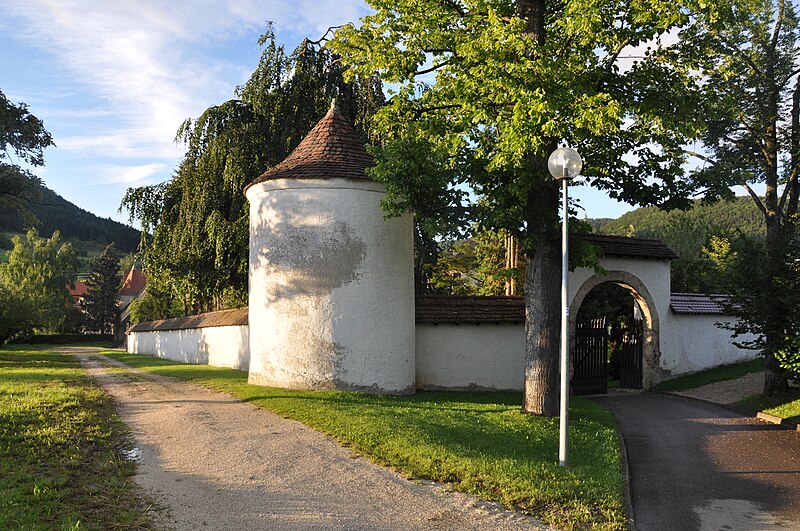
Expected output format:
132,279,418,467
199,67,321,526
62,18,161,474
568,235,677,390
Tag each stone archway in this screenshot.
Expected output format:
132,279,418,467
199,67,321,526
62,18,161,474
569,270,663,390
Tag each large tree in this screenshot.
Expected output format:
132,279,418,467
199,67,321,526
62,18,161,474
0,229,78,342
122,27,383,315
666,0,800,395
0,89,54,214
331,0,716,415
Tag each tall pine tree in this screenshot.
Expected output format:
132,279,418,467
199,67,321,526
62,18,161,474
85,243,121,334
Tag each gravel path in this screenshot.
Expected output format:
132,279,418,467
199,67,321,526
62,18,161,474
673,371,764,405
72,349,548,531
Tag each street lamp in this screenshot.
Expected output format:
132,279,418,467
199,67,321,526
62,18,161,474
547,146,582,467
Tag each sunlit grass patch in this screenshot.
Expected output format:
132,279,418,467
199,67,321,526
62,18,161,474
102,351,626,530
0,347,153,530
738,389,800,424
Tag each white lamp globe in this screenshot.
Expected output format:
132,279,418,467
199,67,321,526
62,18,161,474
548,147,583,180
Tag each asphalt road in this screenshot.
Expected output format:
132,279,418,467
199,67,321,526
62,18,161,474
592,393,800,531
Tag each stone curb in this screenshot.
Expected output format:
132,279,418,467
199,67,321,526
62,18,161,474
615,420,637,531
755,411,800,431
661,391,799,431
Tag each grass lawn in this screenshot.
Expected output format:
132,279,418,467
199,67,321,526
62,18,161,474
737,389,800,424
653,358,764,392
102,351,626,530
0,346,153,530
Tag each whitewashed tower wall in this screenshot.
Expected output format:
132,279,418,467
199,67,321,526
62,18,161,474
244,101,415,394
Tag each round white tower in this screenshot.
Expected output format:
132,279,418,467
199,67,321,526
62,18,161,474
244,101,415,394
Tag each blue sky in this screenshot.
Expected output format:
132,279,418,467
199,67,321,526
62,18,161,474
0,0,633,228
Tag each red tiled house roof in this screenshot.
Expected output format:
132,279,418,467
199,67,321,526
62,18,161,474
244,99,373,192
129,308,249,332
119,266,146,296
69,281,89,299
416,296,526,324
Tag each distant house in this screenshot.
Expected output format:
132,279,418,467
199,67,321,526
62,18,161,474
119,263,146,307
117,263,146,342
67,281,89,309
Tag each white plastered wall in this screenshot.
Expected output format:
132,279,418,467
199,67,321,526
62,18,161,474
662,313,759,374
246,178,415,394
415,324,525,390
126,325,249,371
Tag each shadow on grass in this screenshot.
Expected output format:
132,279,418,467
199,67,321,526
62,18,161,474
738,388,800,423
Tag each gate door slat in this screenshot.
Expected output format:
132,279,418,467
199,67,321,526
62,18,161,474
620,319,643,389
571,318,608,395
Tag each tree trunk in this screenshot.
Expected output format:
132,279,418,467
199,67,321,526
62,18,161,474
505,232,519,296
517,0,562,416
522,224,561,415
763,217,790,396
521,147,560,415
761,44,789,397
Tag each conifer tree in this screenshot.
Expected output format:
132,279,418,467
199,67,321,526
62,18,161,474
85,243,121,334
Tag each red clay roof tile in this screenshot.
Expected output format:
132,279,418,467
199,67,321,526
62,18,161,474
245,99,373,192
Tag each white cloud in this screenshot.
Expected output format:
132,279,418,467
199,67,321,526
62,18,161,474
0,0,371,161
87,163,168,186
0,1,371,221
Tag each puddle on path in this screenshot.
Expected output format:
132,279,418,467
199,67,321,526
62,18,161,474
121,447,143,463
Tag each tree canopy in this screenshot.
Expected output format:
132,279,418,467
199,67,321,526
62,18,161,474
122,27,384,315
659,0,800,395
0,89,54,214
84,243,121,334
330,0,723,414
0,229,78,342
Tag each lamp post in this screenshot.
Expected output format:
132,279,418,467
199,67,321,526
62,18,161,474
547,147,582,467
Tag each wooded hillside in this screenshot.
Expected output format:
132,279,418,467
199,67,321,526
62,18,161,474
0,184,140,253
599,196,764,239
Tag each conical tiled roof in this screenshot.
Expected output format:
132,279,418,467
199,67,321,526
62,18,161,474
245,100,373,192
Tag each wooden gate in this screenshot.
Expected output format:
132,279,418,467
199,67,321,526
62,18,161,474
620,319,643,389
571,318,608,396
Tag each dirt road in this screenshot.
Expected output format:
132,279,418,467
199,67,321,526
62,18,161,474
74,349,547,530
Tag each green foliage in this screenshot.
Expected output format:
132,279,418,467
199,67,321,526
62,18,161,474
126,286,183,324
602,197,765,239
0,347,152,529
330,0,724,414
737,389,800,423
122,27,383,314
704,227,800,381
658,0,800,394
0,89,53,215
84,244,121,334
601,197,766,293
331,0,714,243
117,253,136,280
104,351,627,529
577,283,635,328
0,229,79,342
430,229,520,295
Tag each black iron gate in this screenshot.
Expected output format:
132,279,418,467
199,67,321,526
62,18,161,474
620,319,643,389
571,318,608,395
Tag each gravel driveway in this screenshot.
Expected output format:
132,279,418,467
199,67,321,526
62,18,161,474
74,349,547,530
